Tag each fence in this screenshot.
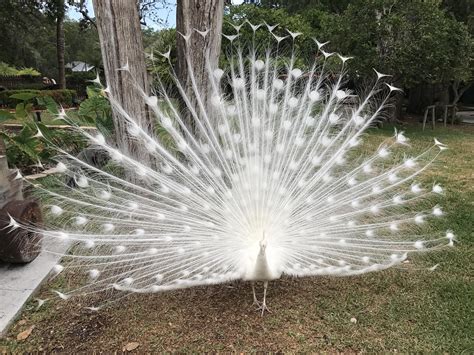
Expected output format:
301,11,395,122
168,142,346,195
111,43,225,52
0,75,44,90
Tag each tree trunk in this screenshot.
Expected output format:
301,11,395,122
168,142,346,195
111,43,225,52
407,83,448,114
176,0,224,130
451,80,472,106
56,0,66,89
392,92,404,122
92,0,150,155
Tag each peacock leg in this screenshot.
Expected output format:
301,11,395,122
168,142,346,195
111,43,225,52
259,281,271,316
251,282,261,307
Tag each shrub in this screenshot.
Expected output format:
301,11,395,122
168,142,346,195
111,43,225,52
0,62,41,76
0,94,86,173
66,71,97,81
66,72,99,99
0,89,77,109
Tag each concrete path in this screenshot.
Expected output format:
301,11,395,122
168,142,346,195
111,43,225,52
0,239,67,336
457,110,474,124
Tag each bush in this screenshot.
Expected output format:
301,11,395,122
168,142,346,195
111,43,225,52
0,89,77,109
66,71,97,81
0,94,86,173
0,62,41,76
66,71,99,98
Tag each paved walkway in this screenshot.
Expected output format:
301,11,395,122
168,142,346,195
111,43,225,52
458,110,474,124
0,239,67,336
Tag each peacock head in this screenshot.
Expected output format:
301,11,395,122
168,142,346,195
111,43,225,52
259,233,267,254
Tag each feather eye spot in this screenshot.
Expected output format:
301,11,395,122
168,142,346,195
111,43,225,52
254,59,265,71
308,90,320,102
273,79,284,90
288,97,299,108
414,241,424,249
50,205,63,216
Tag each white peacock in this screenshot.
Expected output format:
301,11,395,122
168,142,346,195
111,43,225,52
12,22,454,315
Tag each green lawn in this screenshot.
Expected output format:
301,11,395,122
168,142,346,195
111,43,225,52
0,122,473,352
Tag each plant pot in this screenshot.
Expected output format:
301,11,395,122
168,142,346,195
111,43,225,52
0,199,42,263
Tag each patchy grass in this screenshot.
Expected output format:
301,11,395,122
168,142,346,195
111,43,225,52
0,122,473,352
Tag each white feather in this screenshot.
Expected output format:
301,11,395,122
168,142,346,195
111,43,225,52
24,23,452,310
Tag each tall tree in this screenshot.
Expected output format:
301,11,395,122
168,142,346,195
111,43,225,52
55,0,66,89
92,0,151,154
176,0,225,127
0,1,54,74
319,0,472,118
40,0,68,88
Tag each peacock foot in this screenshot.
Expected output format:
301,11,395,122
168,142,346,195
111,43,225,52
257,301,271,316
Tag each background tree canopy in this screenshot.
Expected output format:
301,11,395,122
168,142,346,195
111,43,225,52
0,0,472,116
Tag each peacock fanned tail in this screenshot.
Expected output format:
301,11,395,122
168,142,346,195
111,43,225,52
13,22,454,310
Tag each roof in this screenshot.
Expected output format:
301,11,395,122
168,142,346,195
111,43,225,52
65,61,95,72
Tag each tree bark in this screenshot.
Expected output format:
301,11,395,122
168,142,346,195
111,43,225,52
451,80,472,105
176,0,224,130
92,0,150,155
392,92,404,121
56,0,66,89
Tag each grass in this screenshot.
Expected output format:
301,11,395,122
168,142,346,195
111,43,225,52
0,122,473,352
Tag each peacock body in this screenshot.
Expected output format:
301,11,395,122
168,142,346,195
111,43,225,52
13,22,453,313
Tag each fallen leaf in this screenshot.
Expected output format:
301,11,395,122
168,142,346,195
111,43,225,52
350,317,357,324
123,342,140,352
18,320,26,326
17,325,35,341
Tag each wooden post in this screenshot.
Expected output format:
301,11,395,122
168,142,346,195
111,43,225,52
443,105,448,127
422,105,436,131
431,105,435,129
92,0,150,155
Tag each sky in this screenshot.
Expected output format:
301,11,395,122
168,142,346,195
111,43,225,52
67,0,244,30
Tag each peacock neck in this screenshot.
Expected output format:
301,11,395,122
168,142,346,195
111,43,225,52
251,244,274,281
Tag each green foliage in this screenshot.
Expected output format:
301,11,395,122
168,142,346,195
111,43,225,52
15,67,42,76
144,28,177,87
0,89,77,109
223,5,313,69
442,0,474,34
78,86,114,137
0,93,85,172
231,0,472,91
0,1,101,79
66,71,99,98
0,110,15,122
0,1,57,78
258,0,351,14
0,62,41,76
318,0,472,88
66,71,97,81
63,20,102,69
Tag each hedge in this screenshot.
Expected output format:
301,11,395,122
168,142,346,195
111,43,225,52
0,89,77,109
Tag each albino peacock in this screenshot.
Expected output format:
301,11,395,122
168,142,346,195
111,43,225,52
12,23,454,314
